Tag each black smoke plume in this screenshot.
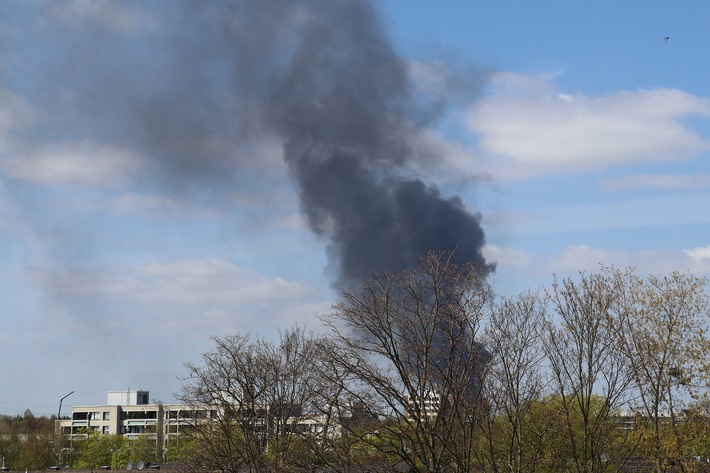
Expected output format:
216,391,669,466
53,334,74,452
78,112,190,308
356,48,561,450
239,0,495,288
21,0,494,290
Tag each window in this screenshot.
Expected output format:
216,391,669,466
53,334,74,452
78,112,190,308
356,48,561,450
102,426,109,434
89,412,99,420
103,412,110,421
125,410,156,420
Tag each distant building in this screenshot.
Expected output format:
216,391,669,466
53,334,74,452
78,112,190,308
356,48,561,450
56,390,213,452
611,408,687,431
58,390,339,440
406,388,443,421
57,388,361,459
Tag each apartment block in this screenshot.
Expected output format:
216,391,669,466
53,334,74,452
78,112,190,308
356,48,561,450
57,389,352,455
56,390,212,449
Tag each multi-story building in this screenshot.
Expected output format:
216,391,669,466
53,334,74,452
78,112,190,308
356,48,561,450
57,389,350,457
57,390,212,450
405,388,443,421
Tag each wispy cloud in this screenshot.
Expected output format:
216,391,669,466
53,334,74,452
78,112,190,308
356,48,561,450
137,259,316,306
490,191,710,235
2,140,145,188
0,88,33,154
549,244,710,275
43,0,155,33
0,89,32,133
468,72,710,180
36,259,317,309
482,243,533,268
27,257,326,348
685,244,710,261
487,242,710,296
600,173,710,192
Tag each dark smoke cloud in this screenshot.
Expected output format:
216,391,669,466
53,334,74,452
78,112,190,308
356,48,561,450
10,0,493,289
251,0,495,287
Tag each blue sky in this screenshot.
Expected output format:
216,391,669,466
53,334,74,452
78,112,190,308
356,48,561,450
1,0,709,415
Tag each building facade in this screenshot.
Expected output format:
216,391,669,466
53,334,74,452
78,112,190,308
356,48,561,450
56,390,211,451
57,389,346,459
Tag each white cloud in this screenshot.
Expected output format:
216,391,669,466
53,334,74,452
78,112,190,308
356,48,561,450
548,245,625,272
549,244,710,276
482,243,533,268
32,258,327,349
685,245,710,261
139,259,315,306
487,243,710,297
600,173,710,192
468,72,710,180
43,0,154,33
40,259,317,308
2,140,145,188
558,93,573,103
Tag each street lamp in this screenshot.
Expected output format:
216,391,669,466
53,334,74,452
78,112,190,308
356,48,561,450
58,391,74,419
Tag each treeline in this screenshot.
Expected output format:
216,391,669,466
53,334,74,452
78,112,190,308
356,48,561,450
0,411,58,470
178,252,710,473
0,411,56,435
0,424,178,471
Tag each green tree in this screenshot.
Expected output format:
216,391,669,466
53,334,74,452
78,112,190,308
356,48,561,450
0,413,60,471
542,272,637,473
678,400,710,459
163,433,197,464
12,434,55,471
73,429,124,469
479,291,548,473
607,268,710,472
106,435,160,469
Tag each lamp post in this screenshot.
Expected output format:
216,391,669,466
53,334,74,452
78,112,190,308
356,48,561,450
58,391,74,419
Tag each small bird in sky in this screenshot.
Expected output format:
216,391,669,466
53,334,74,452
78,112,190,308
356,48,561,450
665,36,671,43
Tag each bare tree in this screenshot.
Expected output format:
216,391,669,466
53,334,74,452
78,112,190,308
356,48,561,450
480,291,550,473
178,327,324,473
304,336,386,472
174,264,710,473
542,272,636,473
320,251,492,473
606,267,710,472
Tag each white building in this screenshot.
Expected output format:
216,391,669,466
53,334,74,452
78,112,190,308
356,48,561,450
57,389,347,455
57,390,213,451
